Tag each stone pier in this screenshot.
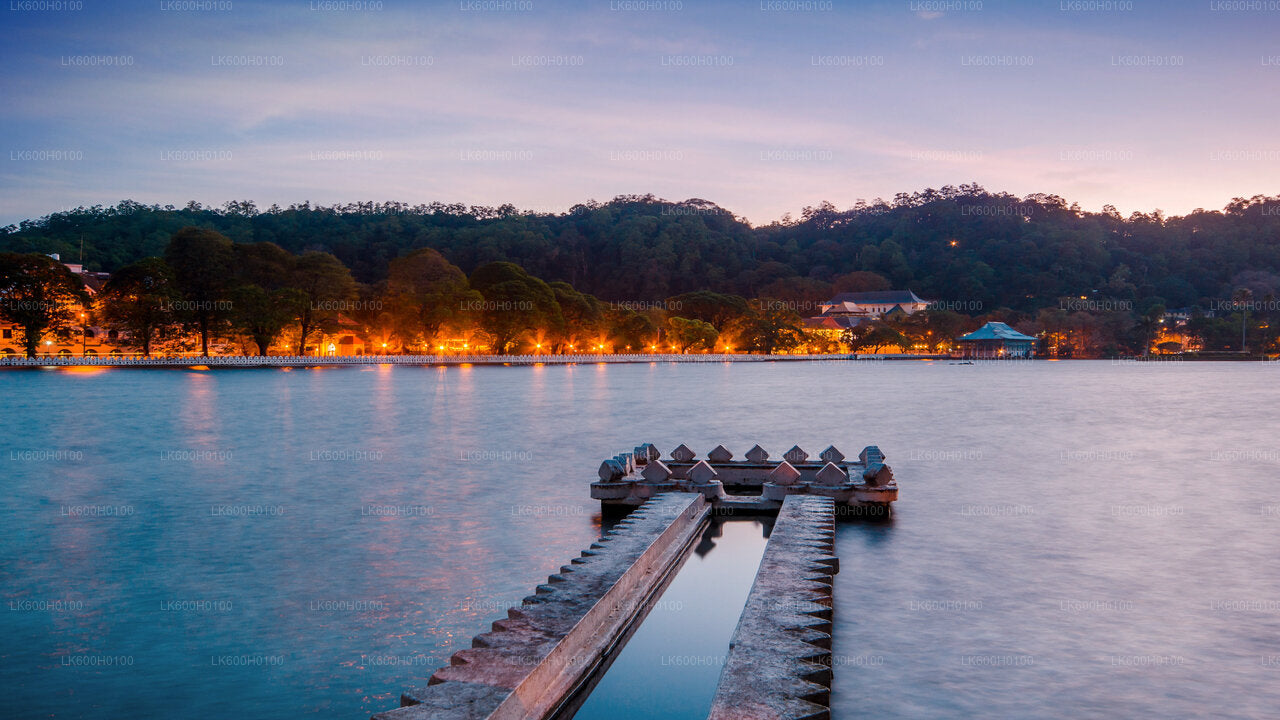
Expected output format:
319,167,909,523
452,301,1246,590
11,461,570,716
592,442,897,515
371,492,709,720
708,495,839,720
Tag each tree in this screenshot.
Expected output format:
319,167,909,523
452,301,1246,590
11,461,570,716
164,227,234,356
549,281,603,350
850,324,909,353
289,251,358,355
1186,314,1237,351
894,309,968,353
385,248,478,348
666,316,718,353
665,290,752,331
831,271,891,294
229,284,297,355
1136,303,1166,357
234,241,293,290
731,303,805,354
98,257,178,357
606,308,658,351
468,262,562,354
225,242,297,355
1232,287,1253,352
0,253,91,357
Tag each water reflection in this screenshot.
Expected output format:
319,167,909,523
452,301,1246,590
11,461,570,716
4,362,1280,719
571,519,772,720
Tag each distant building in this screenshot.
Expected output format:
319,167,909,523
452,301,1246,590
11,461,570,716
816,290,930,318
955,322,1036,359
803,290,931,346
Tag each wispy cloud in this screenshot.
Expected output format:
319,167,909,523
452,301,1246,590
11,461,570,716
2,1,1275,224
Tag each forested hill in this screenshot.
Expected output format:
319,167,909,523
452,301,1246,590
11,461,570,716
4,186,1280,311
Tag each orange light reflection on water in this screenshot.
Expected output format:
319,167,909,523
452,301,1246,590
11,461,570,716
57,366,108,375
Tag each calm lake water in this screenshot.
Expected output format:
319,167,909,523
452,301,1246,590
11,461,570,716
2,360,1279,719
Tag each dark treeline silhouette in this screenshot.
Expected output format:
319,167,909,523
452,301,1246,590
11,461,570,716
6,186,1280,312
4,185,1280,356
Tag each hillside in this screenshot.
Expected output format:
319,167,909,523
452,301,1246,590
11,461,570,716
5,186,1280,312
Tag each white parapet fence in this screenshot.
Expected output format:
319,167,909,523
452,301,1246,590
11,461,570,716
0,353,858,368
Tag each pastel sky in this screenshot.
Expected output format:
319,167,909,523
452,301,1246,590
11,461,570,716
2,0,1277,225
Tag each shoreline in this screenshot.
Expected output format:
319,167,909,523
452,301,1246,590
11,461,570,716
1,353,1271,369
0,353,870,369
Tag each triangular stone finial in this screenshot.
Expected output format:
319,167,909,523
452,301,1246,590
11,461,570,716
862,462,894,486
707,445,733,463
819,445,845,464
745,444,770,463
783,445,808,464
641,459,672,483
859,445,885,465
768,460,802,486
598,459,625,482
618,453,635,473
815,461,848,485
688,459,719,484
670,444,696,463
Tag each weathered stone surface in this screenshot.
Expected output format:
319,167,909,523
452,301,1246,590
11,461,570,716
783,445,808,464
640,459,673,483
644,443,661,461
768,460,803,486
617,453,635,473
745,444,770,463
670,444,696,463
862,462,894,486
687,459,719,483
597,459,625,482
707,444,734,463
859,445,885,465
814,461,848,486
633,446,649,465
376,493,708,720
818,445,845,464
709,495,837,720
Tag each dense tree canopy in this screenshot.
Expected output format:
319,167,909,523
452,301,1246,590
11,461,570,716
6,187,1280,357
7,189,1279,318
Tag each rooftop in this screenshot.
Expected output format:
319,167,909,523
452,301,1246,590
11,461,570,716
957,322,1037,342
825,290,928,306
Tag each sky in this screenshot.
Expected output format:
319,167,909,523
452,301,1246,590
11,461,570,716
2,0,1277,226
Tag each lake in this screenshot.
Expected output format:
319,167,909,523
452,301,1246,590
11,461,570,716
2,360,1278,719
